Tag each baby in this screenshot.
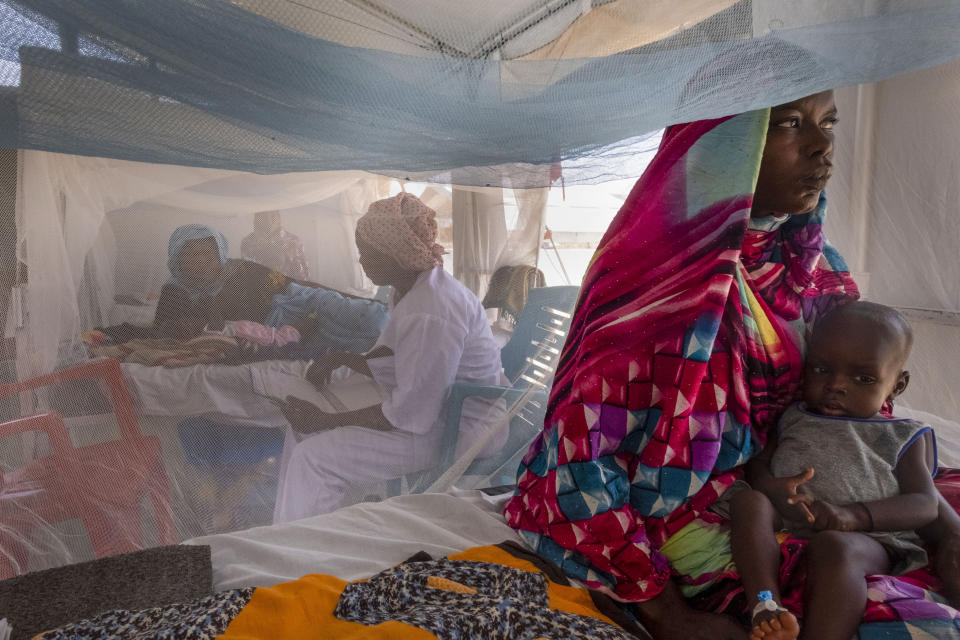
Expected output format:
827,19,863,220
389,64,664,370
218,319,301,347
162,315,301,347
726,301,940,640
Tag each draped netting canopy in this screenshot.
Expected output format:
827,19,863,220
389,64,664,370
1,0,960,601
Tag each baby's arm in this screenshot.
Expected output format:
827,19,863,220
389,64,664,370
871,436,939,531
797,438,939,532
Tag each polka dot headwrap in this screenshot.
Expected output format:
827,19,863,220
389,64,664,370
355,193,445,271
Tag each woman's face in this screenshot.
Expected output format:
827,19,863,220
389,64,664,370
253,211,282,235
356,237,406,286
176,237,222,288
751,90,838,218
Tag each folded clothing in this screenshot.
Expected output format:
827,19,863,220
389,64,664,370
267,283,388,354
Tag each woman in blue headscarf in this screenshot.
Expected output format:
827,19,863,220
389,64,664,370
154,224,290,338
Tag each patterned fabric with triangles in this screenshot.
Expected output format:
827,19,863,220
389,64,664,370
504,110,860,602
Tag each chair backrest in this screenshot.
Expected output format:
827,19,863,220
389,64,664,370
500,286,580,387
0,359,142,441
464,388,549,485
0,412,72,460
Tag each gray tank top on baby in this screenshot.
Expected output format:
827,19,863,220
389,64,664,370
771,403,936,574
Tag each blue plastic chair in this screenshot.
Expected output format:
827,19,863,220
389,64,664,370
177,417,285,530
178,417,285,467
391,285,580,494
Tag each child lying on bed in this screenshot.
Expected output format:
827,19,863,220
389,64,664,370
158,315,302,346
719,301,941,640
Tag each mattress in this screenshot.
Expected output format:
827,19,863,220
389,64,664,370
184,489,521,591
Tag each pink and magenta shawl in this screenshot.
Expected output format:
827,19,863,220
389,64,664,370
503,110,859,602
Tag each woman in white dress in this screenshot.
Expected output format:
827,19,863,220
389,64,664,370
273,193,507,522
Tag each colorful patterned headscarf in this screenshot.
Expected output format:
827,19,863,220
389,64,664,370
504,110,859,602
355,193,444,271
166,224,229,300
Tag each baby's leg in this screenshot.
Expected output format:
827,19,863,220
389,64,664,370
919,494,960,609
800,531,890,640
730,489,799,640
936,532,960,609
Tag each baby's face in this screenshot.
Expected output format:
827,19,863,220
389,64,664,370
802,317,905,419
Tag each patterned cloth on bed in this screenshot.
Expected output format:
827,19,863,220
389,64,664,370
34,589,255,640
88,335,241,368
31,544,646,640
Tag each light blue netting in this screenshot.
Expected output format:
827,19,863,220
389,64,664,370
2,1,960,185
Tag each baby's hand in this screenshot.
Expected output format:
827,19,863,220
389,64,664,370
764,468,816,522
789,497,863,531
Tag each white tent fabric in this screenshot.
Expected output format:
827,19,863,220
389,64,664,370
825,64,960,418
451,185,548,300
14,153,376,379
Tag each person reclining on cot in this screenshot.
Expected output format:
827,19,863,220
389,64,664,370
155,224,294,339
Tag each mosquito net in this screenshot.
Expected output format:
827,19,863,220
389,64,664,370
1,0,960,609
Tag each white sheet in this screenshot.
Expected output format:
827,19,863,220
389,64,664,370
122,359,368,427
109,301,158,327
185,489,521,590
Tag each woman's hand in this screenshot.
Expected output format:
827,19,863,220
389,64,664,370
307,350,382,386
305,353,350,388
280,396,337,434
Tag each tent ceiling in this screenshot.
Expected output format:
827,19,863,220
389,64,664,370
520,0,740,60
4,1,960,182
341,0,578,58
229,0,601,58
228,0,741,60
